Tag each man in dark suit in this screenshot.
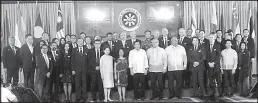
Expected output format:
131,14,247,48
71,38,88,102
35,32,50,55
188,37,206,99
47,42,61,102
159,28,171,49
178,28,192,88
232,34,242,53
101,32,115,57
88,40,104,102
215,30,226,51
2,37,20,86
20,34,36,90
35,44,53,102
70,35,78,49
113,32,123,58
186,28,193,39
206,33,223,98
198,30,210,92
125,31,141,91
242,29,255,89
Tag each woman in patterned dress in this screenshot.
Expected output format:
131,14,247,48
60,43,72,101
114,49,128,101
100,47,114,102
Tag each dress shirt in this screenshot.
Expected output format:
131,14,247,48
43,53,49,69
165,45,187,71
147,47,167,72
27,43,33,54
163,36,167,45
210,42,214,52
87,44,91,49
78,47,83,53
180,37,184,44
51,50,56,61
129,49,148,73
122,40,126,48
220,48,238,70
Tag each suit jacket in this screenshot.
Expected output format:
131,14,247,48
3,45,20,69
47,50,61,75
124,39,141,57
242,37,255,58
71,46,88,72
36,53,53,80
232,40,241,53
101,40,116,57
113,40,123,58
216,38,226,51
187,45,206,70
88,48,104,73
206,42,221,68
178,36,192,52
238,50,251,69
158,36,171,49
199,38,210,52
85,43,93,54
20,44,36,70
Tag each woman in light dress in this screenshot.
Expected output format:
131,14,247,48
100,47,114,102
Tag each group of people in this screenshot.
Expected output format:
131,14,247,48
2,27,255,102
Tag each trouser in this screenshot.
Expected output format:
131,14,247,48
223,70,234,94
90,71,104,101
167,70,183,97
192,68,205,96
234,68,239,86
183,64,191,87
23,69,35,90
7,68,19,86
207,67,222,96
127,68,134,91
149,72,163,98
239,68,250,96
50,71,60,100
75,70,87,100
133,73,145,99
41,77,51,101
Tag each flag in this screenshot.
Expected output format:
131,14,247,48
210,1,218,32
56,2,65,39
67,12,71,35
26,13,32,35
191,1,197,36
199,10,205,31
219,10,225,34
34,2,44,40
15,2,26,48
44,9,51,38
2,11,10,51
232,1,240,36
247,1,255,39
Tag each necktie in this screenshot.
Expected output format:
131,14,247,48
123,40,125,48
96,50,100,63
210,44,213,52
195,46,197,51
53,51,56,61
109,41,112,50
12,46,16,54
80,48,83,54
236,42,239,51
44,54,49,69
180,38,183,44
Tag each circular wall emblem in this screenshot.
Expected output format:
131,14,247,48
118,8,141,31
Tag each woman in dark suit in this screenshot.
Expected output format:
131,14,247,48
60,43,72,101
238,42,251,97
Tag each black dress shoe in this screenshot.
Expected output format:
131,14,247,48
149,96,156,100
141,97,145,101
228,93,233,97
218,94,224,98
158,97,163,100
176,96,182,99
132,98,137,101
168,95,175,99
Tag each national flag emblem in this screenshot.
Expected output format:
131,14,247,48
56,2,65,39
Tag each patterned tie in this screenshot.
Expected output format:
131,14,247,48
96,50,100,63
12,46,16,54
